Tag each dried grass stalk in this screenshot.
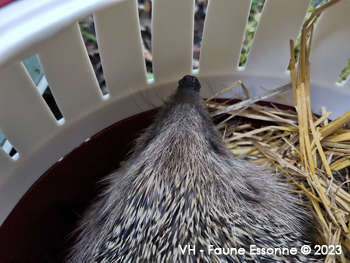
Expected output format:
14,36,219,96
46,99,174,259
205,1,348,262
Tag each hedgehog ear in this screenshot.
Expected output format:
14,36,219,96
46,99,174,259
209,139,219,153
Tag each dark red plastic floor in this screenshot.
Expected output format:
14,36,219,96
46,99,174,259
0,100,297,262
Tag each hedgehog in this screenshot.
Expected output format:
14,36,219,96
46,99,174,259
68,75,324,263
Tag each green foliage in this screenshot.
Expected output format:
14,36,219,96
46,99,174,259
239,0,264,66
338,59,350,84
80,23,97,41
81,31,97,41
147,72,154,80
240,0,350,83
78,2,350,83
292,0,327,68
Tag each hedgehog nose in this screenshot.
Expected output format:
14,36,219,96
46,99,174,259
178,75,201,92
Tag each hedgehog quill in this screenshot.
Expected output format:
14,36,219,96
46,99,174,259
68,76,324,263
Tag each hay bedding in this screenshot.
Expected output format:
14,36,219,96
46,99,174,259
78,1,349,262
205,1,350,262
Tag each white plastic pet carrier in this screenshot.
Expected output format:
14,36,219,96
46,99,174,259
0,0,350,260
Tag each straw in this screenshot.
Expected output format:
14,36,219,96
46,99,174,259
205,1,348,261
